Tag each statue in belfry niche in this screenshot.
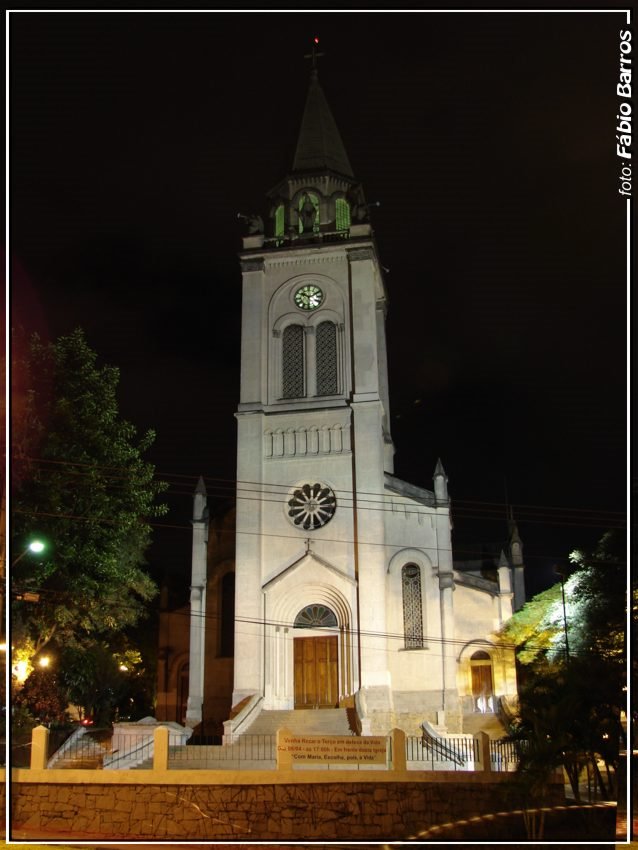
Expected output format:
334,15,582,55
299,192,317,233
237,212,264,234
347,185,369,222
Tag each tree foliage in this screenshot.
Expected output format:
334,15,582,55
499,582,563,664
500,530,626,665
60,643,123,726
510,655,624,802
12,329,167,655
13,668,69,726
501,531,627,803
566,531,626,661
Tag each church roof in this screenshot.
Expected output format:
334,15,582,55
292,71,354,178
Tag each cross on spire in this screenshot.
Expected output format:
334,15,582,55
304,37,325,77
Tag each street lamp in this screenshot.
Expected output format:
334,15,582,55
554,566,570,660
12,539,46,567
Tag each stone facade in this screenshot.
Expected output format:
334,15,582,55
12,776,564,841
160,65,524,739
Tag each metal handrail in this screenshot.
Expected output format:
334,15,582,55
103,736,154,769
421,729,466,767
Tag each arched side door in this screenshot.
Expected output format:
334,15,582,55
470,650,494,713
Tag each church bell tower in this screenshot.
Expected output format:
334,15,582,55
180,45,520,738
232,49,395,712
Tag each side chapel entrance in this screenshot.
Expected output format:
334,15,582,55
293,604,339,709
470,650,494,712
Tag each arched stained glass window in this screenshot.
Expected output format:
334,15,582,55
335,197,351,231
274,204,285,238
316,321,338,396
282,324,304,398
294,604,338,628
402,564,424,649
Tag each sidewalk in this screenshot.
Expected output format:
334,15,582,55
10,827,352,850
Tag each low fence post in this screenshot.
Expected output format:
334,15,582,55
390,728,406,772
478,731,491,773
30,725,49,770
153,726,169,771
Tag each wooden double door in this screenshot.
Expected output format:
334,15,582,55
294,635,339,709
471,663,494,712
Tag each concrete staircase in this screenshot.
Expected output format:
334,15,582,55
51,738,106,769
47,727,109,769
461,712,508,739
134,709,353,770
242,708,352,736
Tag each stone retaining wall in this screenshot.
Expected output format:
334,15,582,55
12,777,564,841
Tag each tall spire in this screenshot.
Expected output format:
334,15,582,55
292,41,354,178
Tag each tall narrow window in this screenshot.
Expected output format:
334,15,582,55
282,324,305,398
335,197,351,231
316,321,338,396
274,204,285,238
402,564,424,649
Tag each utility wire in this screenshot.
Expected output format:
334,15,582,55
10,507,628,565
14,455,627,521
15,460,625,528
11,582,598,659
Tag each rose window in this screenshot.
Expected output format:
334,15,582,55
287,482,336,530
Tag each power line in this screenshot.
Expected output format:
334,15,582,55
12,582,600,660
14,454,627,521
14,458,626,532
11,507,628,565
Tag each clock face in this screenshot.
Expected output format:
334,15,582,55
294,284,324,311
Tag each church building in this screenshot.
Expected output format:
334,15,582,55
157,57,522,738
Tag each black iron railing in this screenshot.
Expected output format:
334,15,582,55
170,734,276,766
406,732,479,769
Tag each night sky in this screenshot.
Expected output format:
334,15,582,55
10,12,628,602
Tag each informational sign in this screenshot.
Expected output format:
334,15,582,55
277,733,388,765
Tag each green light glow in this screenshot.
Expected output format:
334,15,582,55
335,197,350,231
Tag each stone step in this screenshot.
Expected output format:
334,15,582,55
135,709,353,770
461,713,508,739
243,708,352,736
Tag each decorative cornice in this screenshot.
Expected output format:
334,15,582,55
264,423,351,458
384,473,436,507
346,246,375,262
266,254,344,269
240,258,265,272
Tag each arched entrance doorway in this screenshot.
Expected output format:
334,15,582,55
293,604,339,709
470,650,494,713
